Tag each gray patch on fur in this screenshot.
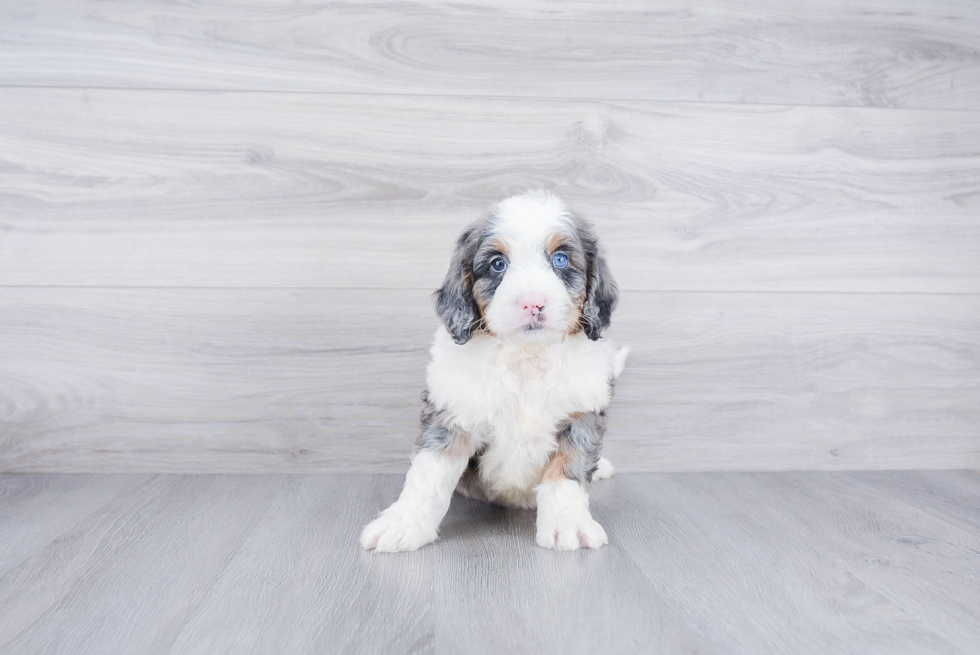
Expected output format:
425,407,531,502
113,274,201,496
415,389,466,453
433,222,485,345
570,215,618,340
555,411,607,484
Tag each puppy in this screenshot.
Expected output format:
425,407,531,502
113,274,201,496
361,190,627,552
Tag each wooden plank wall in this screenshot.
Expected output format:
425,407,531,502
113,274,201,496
1,0,978,472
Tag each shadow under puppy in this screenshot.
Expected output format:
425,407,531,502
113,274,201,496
361,190,628,552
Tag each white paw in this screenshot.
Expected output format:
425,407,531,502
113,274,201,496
360,505,438,552
536,516,608,550
593,457,614,480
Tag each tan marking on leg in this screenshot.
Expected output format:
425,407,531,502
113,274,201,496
543,448,570,481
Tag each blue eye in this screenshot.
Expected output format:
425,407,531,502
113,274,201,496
552,253,569,269
490,258,507,273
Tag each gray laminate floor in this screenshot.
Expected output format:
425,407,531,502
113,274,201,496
1,471,979,654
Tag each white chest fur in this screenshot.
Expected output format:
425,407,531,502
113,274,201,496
425,328,618,502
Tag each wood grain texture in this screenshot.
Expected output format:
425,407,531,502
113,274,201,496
433,494,710,654
1,472,978,654
169,475,434,654
3,0,979,478
1,0,979,109
0,474,145,575
598,471,980,654
2,89,979,293
1,288,977,473
850,470,980,534
0,474,289,654
596,475,961,654
765,472,980,651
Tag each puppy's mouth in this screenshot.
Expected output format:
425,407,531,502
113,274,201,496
520,315,547,331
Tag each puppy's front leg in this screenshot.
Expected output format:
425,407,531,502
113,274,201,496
361,409,472,552
536,412,608,550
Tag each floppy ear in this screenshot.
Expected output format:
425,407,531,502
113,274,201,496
579,230,619,341
433,226,481,344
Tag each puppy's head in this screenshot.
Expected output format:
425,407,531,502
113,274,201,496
434,190,618,344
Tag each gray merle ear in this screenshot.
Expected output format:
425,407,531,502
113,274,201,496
433,225,482,344
577,222,619,341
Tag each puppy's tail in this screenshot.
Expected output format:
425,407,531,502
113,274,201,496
613,346,630,379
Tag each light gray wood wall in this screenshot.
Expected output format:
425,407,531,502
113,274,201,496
0,0,978,472
2,0,979,109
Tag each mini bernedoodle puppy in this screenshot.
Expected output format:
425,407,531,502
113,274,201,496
361,190,628,552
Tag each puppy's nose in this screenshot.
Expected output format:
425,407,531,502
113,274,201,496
518,295,546,316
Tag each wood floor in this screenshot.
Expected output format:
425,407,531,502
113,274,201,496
1,471,978,654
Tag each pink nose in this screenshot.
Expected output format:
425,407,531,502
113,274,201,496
517,295,546,317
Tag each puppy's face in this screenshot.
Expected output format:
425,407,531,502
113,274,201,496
435,191,618,344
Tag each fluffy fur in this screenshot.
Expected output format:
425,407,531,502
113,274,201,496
361,190,627,552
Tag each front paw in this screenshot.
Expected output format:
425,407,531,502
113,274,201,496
360,505,438,552
536,516,608,551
